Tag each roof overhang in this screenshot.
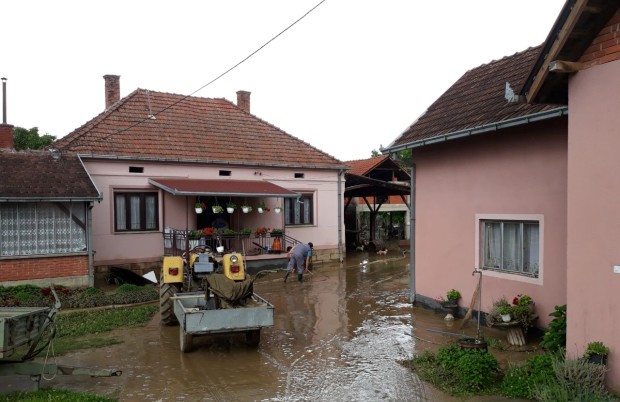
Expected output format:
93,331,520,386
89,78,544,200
383,107,568,154
148,178,300,198
344,173,410,198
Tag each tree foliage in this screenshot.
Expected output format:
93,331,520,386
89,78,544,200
13,126,56,150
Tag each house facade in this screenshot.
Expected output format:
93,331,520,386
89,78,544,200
386,0,620,391
0,124,101,287
54,77,348,280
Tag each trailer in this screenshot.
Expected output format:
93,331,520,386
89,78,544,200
0,290,122,392
172,291,274,352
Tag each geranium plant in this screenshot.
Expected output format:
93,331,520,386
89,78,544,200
512,294,533,307
256,226,271,235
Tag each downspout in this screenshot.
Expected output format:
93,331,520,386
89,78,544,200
337,169,344,262
87,202,94,287
409,164,416,303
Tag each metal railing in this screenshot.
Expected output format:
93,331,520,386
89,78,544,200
163,229,299,257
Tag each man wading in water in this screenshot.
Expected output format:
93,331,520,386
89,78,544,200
284,242,313,282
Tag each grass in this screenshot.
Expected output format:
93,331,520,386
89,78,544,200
0,390,116,402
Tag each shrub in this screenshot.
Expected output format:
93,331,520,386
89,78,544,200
436,344,466,371
502,353,554,399
540,304,567,352
455,349,499,393
585,341,609,357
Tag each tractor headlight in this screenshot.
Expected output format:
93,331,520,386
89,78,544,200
230,255,238,263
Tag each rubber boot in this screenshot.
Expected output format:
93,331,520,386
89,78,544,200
297,273,303,282
284,271,290,282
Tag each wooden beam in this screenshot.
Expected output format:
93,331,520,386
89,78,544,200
549,60,585,73
526,0,589,103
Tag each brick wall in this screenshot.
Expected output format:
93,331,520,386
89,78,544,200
579,9,620,66
0,255,88,282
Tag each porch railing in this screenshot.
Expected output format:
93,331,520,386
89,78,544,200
163,229,299,257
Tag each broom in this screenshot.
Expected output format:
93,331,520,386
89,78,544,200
458,277,481,330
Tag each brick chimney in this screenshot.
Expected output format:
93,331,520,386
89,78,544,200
236,90,251,113
104,75,121,109
0,77,13,149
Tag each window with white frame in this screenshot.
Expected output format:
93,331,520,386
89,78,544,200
481,220,539,277
0,202,87,257
284,193,314,226
114,192,158,232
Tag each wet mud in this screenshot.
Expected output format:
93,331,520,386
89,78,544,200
41,252,535,401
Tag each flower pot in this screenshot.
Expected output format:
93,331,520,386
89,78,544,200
587,353,608,366
216,246,224,253
274,208,281,214
242,207,250,213
212,207,223,214
258,208,264,213
501,314,512,322
227,207,235,213
195,207,203,214
459,338,488,351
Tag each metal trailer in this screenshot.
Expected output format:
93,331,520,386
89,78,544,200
172,291,274,352
0,291,122,392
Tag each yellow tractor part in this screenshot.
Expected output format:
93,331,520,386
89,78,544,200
221,253,246,281
162,256,184,283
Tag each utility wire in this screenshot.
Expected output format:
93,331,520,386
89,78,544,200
75,0,327,146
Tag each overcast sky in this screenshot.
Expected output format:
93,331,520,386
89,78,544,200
2,0,565,162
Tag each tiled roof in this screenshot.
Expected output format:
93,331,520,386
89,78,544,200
54,90,345,169
0,150,100,200
345,155,390,176
390,46,564,147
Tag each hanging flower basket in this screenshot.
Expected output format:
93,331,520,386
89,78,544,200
212,205,223,214
226,202,236,213
195,203,204,214
274,206,282,214
257,202,267,213
241,205,252,213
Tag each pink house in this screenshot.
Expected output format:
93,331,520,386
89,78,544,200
54,76,348,280
385,0,620,391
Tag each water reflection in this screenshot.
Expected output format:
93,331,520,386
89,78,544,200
46,254,449,401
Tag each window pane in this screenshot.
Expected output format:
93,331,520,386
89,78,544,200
502,222,522,271
523,223,539,275
483,222,501,268
115,195,126,230
129,195,141,230
145,195,156,230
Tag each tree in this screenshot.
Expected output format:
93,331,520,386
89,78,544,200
13,126,56,150
371,149,381,157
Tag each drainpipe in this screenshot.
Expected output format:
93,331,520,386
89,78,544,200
409,164,416,303
337,169,344,262
87,202,94,287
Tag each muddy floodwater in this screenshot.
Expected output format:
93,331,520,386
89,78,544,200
43,253,525,401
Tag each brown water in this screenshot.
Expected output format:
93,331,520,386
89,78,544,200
41,253,533,401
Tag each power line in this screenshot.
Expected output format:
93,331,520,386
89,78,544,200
68,0,327,147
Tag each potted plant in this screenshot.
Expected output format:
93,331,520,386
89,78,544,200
195,203,203,214
257,201,267,213
256,226,270,236
241,205,252,213
212,205,223,214
222,228,237,236
226,202,236,213
498,305,513,322
446,289,461,304
237,228,252,236
274,206,282,214
513,294,534,313
584,341,609,365
270,228,283,236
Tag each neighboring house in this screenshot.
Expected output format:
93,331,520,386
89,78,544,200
344,155,410,248
385,0,620,391
0,124,101,287
53,76,348,281
520,0,620,391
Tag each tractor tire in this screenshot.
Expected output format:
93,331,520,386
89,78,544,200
180,326,193,353
160,276,179,326
245,329,261,347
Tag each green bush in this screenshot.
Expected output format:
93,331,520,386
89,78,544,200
502,353,554,398
540,304,567,352
455,349,499,393
436,344,466,370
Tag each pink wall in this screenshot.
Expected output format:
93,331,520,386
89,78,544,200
83,160,343,267
567,60,620,390
412,119,568,326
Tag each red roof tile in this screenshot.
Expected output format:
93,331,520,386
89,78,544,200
390,46,564,147
0,150,100,200
54,90,345,169
345,155,390,176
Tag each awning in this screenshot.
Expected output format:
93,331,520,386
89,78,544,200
148,178,300,198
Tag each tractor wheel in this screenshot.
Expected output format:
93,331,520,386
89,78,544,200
245,329,261,347
160,275,179,326
180,326,193,353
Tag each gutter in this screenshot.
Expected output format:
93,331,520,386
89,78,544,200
0,197,101,202
383,107,568,154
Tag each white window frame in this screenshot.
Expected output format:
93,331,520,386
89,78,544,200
475,214,543,285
